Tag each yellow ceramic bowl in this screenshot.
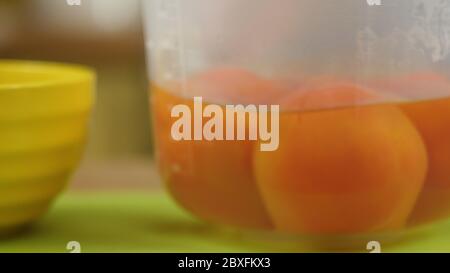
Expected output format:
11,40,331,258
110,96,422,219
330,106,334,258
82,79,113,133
0,60,95,234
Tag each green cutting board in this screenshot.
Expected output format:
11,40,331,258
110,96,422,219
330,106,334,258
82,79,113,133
1,191,449,253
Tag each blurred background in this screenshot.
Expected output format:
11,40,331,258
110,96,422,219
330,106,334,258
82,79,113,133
0,0,158,190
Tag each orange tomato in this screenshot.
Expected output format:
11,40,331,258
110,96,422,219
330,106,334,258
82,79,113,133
397,74,450,225
372,72,450,100
279,82,382,112
183,67,286,105
254,84,428,234
150,67,286,229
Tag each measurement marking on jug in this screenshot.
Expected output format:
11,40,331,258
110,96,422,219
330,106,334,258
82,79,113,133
151,0,197,173
152,0,186,82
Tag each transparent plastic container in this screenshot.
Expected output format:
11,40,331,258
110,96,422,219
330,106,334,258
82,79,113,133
144,0,450,247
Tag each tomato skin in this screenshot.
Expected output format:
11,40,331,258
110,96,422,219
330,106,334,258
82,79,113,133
254,84,428,234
